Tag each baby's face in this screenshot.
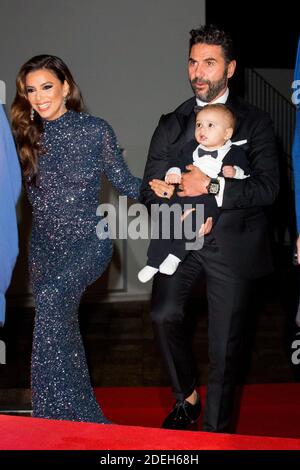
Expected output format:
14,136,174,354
195,109,232,148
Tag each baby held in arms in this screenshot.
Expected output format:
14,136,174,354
138,104,249,283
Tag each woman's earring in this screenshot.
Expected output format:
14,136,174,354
30,108,34,122
63,96,67,106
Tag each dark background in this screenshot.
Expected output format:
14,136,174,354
207,2,299,96
207,2,299,68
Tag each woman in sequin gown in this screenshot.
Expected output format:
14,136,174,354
11,55,140,423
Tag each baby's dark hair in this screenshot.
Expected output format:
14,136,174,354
196,103,236,130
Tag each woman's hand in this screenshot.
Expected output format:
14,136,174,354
149,179,175,199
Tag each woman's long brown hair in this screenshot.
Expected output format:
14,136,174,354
11,55,84,180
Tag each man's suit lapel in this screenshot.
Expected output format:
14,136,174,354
183,111,196,143
174,98,196,145
225,95,247,130
225,95,251,153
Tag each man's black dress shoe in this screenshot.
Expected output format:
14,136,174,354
162,393,201,430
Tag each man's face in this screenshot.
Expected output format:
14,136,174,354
188,43,236,102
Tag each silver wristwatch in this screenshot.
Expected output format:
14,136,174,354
206,178,220,195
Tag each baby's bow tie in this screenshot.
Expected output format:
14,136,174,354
198,147,218,159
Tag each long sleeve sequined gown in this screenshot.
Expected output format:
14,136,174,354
26,110,140,422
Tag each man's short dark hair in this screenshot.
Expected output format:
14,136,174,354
189,24,235,64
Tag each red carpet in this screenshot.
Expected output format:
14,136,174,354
1,415,300,450
94,384,300,439
0,384,300,450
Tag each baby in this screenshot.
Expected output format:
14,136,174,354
138,103,249,283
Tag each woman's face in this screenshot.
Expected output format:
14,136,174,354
25,68,69,121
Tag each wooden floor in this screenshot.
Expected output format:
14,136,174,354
1,250,300,409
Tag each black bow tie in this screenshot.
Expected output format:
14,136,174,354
198,147,218,159
194,105,205,113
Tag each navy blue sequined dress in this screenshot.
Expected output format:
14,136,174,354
26,110,140,422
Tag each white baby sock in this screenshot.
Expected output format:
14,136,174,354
138,265,159,283
159,254,181,275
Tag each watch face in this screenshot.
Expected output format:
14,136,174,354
208,182,220,194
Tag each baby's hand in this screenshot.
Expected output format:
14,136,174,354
165,173,182,184
222,165,236,178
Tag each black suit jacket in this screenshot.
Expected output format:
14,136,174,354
140,95,279,279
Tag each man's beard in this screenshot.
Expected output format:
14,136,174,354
190,68,228,102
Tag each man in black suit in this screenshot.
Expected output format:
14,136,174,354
140,24,279,432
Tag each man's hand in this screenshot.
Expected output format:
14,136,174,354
180,210,213,236
177,165,210,197
199,217,213,236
